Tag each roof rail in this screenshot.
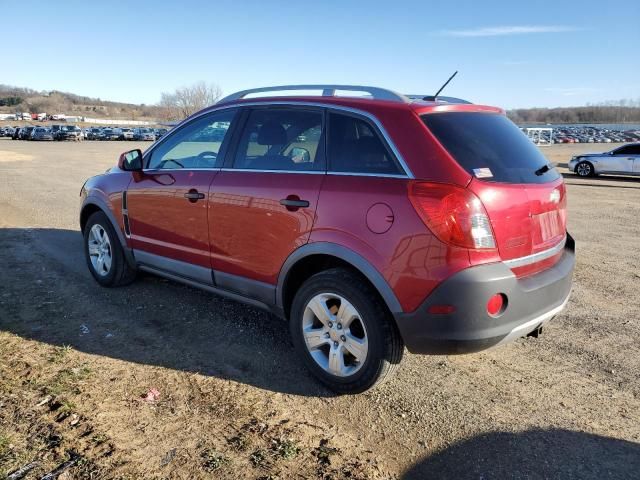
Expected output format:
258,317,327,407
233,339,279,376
405,95,472,104
217,85,409,104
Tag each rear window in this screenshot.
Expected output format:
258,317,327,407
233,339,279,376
422,112,560,184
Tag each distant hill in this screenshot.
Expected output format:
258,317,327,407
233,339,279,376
2,84,639,125
0,84,162,121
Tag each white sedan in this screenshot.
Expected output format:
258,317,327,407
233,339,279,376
568,143,640,177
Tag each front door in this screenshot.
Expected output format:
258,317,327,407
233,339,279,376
209,106,326,288
126,109,237,283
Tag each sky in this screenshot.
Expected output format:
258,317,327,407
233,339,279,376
2,0,638,109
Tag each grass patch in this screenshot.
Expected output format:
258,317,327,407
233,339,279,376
228,434,250,451
314,439,339,465
45,365,92,396
0,432,11,458
92,433,109,445
273,438,300,460
201,450,229,472
250,448,267,468
49,345,73,363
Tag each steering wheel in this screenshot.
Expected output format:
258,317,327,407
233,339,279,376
195,151,217,168
158,158,184,169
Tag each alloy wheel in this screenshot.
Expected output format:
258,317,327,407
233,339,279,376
577,162,592,176
87,224,112,276
302,293,369,377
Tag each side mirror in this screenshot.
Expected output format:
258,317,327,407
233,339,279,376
290,147,311,163
118,149,143,171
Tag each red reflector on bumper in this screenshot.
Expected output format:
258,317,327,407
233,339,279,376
428,305,456,315
487,293,506,316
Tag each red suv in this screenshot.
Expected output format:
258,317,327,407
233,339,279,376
79,85,574,393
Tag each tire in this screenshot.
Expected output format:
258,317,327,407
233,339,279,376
83,211,136,287
289,268,403,394
575,160,595,177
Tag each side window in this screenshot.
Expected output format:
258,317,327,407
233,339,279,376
613,146,630,155
626,145,640,155
233,108,324,171
148,109,236,169
328,112,402,175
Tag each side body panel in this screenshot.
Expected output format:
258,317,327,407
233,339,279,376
209,171,324,285
596,153,632,174
126,170,219,268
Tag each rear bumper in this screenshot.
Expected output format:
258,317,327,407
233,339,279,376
394,234,575,354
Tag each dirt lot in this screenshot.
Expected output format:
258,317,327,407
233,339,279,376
0,139,639,479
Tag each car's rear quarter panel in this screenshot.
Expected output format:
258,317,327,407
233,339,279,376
311,175,471,312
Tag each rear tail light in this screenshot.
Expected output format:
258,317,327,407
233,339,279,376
408,182,496,249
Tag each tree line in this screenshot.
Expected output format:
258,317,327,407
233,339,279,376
508,100,640,124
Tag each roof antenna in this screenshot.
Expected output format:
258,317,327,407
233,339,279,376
423,71,458,101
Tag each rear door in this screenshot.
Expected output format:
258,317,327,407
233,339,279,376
620,144,640,173
422,112,567,274
126,109,237,282
209,106,325,289
601,145,634,173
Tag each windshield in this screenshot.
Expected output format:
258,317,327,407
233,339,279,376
422,112,561,184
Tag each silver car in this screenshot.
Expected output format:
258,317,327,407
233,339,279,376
568,143,640,177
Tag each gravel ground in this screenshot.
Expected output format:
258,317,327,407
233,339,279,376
0,138,638,479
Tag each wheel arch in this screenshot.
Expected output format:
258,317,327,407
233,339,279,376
276,242,403,319
80,197,135,266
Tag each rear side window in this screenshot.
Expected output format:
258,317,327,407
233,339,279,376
233,108,324,171
614,145,640,155
328,113,402,175
422,112,561,184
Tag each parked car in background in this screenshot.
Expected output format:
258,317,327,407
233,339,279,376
1,126,16,137
99,128,120,141
154,128,168,139
50,125,64,137
20,126,36,140
79,84,575,393
32,127,54,141
56,125,83,141
569,143,640,177
85,127,102,140
133,128,155,141
119,128,134,140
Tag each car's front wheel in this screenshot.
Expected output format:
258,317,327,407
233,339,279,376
83,211,136,287
289,268,403,394
575,160,595,177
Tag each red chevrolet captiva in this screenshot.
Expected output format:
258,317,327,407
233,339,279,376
80,85,575,393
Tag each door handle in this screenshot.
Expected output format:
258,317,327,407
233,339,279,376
184,189,205,203
280,198,310,210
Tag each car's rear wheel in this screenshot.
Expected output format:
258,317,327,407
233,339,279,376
83,211,136,287
576,160,595,177
289,268,403,393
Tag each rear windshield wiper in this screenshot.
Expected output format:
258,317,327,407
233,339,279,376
534,163,552,176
